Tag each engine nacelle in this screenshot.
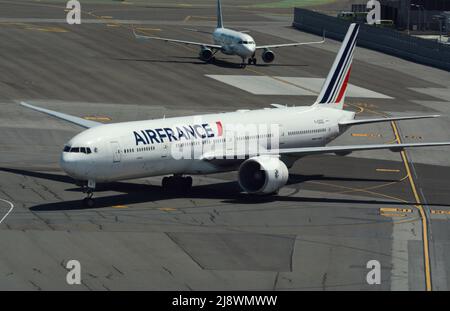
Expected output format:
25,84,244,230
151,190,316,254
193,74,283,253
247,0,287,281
238,156,289,194
261,49,275,63
199,47,213,61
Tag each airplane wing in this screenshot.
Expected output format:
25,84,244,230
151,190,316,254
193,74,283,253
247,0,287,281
183,28,214,35
202,142,450,162
271,104,288,108
20,102,102,129
339,115,441,126
274,142,450,157
133,29,222,49
256,32,325,50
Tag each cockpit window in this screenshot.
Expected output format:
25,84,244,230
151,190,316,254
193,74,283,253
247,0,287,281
239,40,254,45
64,146,92,154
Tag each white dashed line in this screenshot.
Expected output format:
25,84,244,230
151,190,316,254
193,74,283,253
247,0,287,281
0,198,14,224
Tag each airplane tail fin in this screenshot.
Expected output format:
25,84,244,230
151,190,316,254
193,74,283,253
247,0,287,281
217,0,224,28
313,23,359,110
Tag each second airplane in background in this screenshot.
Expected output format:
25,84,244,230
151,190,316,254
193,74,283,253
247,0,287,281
133,0,325,67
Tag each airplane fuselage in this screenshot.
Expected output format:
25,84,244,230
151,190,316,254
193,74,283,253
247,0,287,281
60,106,355,183
212,27,256,58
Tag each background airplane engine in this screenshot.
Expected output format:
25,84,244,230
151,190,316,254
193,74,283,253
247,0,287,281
261,49,275,63
199,47,213,61
238,156,288,194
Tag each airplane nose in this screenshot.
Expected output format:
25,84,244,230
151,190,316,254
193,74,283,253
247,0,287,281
247,45,256,56
60,152,79,177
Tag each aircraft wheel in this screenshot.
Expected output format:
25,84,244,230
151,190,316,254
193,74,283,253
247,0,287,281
83,197,95,208
162,177,170,190
162,176,192,192
183,176,193,189
252,58,257,65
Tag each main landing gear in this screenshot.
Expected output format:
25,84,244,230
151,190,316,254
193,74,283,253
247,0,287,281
248,57,257,65
241,57,257,68
162,175,193,192
82,180,96,208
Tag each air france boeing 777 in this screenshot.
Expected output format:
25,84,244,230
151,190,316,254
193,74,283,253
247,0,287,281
22,23,450,207
133,0,325,67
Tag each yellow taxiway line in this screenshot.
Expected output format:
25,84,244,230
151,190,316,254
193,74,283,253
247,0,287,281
376,168,401,173
391,121,432,291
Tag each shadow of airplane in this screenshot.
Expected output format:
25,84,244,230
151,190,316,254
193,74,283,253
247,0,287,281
114,57,309,68
2,167,448,212
288,173,398,185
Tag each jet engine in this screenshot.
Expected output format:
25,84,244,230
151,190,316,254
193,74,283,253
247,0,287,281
199,47,213,61
238,156,289,194
261,49,275,63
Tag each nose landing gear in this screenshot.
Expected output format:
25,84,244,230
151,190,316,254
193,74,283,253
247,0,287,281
82,180,96,208
240,58,247,68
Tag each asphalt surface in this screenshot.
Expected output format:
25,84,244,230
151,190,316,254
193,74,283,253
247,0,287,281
0,0,449,290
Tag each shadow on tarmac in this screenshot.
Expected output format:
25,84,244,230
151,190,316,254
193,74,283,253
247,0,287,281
114,56,309,68
2,167,448,212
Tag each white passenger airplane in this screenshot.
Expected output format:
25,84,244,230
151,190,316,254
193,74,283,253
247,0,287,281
133,0,325,67
21,23,450,207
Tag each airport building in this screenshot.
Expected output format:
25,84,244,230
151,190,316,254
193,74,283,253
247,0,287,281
352,0,450,32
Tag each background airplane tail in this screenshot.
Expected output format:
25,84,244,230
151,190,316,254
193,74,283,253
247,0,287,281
313,23,359,110
217,0,224,28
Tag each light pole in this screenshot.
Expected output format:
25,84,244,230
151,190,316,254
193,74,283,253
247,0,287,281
417,4,425,31
433,15,444,44
410,4,423,32
407,2,410,34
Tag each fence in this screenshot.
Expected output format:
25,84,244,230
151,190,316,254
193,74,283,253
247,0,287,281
293,8,450,72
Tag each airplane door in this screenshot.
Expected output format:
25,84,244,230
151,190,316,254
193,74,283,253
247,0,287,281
226,135,234,158
279,125,286,147
161,143,169,158
110,141,121,163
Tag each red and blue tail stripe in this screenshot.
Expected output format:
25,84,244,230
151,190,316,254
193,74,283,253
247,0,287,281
315,23,359,108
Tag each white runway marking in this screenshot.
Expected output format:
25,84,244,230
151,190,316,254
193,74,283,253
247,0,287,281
0,198,14,225
206,75,393,99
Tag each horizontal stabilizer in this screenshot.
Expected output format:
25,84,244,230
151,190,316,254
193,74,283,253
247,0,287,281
339,115,441,126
